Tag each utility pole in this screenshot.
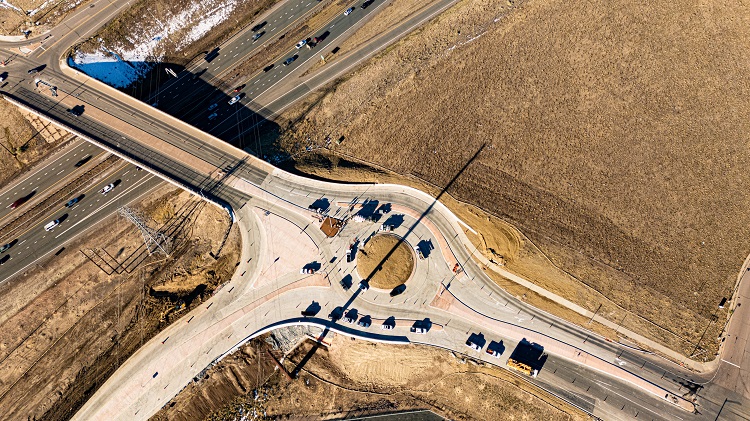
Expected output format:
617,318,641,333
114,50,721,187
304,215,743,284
118,206,171,255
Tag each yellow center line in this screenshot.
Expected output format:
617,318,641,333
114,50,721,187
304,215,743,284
8,159,129,243
0,150,109,233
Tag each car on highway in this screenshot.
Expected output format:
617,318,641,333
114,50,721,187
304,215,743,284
252,32,264,42
361,0,374,9
283,56,297,66
44,219,60,231
295,39,307,49
0,254,9,265
65,197,80,207
74,155,92,167
207,103,218,111
232,84,245,93
100,183,115,194
344,7,354,15
207,112,218,120
381,323,394,330
9,196,29,209
228,94,242,105
251,21,267,32
0,243,12,253
263,64,275,72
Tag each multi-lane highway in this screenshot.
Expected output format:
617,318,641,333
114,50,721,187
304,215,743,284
0,0,748,420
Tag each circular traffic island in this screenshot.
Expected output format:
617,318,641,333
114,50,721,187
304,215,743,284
356,234,414,290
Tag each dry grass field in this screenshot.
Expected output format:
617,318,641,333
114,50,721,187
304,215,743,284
277,0,750,357
0,99,69,188
0,0,86,36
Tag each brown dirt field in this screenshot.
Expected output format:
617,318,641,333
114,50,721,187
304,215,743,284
356,233,414,289
157,334,591,421
150,336,279,421
0,185,240,420
274,0,745,359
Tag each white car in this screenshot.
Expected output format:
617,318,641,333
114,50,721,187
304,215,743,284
0,75,5,82
295,39,307,49
357,318,371,328
344,7,354,15
100,183,115,194
466,340,481,351
44,220,60,231
208,112,218,120
414,245,425,260
381,323,394,330
228,95,241,105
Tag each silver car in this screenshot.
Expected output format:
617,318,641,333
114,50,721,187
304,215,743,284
44,220,60,231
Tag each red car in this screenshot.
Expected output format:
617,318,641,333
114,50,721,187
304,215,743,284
9,196,28,209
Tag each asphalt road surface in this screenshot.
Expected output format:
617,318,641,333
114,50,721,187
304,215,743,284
0,0,748,419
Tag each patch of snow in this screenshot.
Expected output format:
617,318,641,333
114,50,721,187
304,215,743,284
0,0,22,12
178,1,236,50
68,51,143,88
28,0,53,16
70,0,237,88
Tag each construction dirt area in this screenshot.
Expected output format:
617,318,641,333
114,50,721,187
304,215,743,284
0,183,240,421
357,233,414,290
154,333,590,421
274,0,750,359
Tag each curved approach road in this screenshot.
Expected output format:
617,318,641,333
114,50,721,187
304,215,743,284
0,0,748,420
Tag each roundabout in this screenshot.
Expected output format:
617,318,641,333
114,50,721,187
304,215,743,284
356,233,415,290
